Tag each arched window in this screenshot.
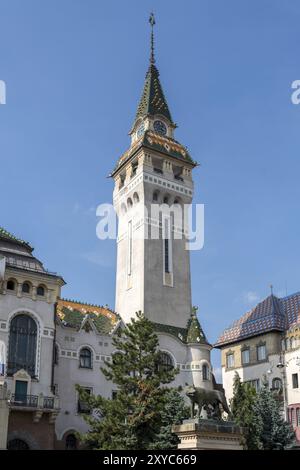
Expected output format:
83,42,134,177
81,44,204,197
36,285,45,296
127,198,133,210
202,363,209,380
22,282,31,294
153,190,159,202
272,377,282,391
133,192,139,204
7,439,29,450
158,352,174,372
163,195,169,204
65,433,77,450
7,279,15,291
7,314,37,377
79,348,92,369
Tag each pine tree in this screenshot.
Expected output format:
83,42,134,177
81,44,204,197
254,378,295,450
230,372,262,449
77,311,179,450
149,388,190,449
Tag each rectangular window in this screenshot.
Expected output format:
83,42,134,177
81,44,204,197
77,387,92,414
292,373,299,389
257,344,266,361
163,216,172,274
226,353,235,368
241,348,250,365
127,220,133,276
245,379,260,392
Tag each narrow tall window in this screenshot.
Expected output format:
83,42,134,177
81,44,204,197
257,344,266,361
127,220,133,276
7,314,37,377
241,348,250,365
163,216,172,274
292,373,299,389
202,364,209,380
226,353,234,368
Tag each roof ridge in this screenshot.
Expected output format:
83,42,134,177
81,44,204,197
0,226,32,249
59,298,116,313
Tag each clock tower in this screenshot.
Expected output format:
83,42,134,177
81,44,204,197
111,14,197,329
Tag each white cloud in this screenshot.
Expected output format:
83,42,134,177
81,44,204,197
243,291,260,305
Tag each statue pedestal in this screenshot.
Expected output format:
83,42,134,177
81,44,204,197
172,419,244,450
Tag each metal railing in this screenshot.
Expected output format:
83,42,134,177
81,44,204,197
10,394,38,408
10,394,56,410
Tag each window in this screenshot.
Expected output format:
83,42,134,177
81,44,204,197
292,373,299,389
245,379,260,392
65,434,77,450
153,191,159,202
37,285,45,296
226,353,235,368
202,364,209,380
241,348,250,365
112,390,118,400
163,217,172,274
290,408,294,424
7,280,15,291
7,439,29,450
22,282,31,294
297,408,300,427
272,377,282,391
77,387,92,414
7,314,37,377
257,344,266,361
158,352,174,372
79,348,92,369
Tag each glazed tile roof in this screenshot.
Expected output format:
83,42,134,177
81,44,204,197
56,299,120,335
0,226,32,251
215,292,300,347
111,130,196,176
135,63,173,124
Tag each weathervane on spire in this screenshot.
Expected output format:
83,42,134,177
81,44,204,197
149,12,156,64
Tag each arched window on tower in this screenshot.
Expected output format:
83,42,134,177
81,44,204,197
202,363,209,380
7,279,16,291
22,282,31,294
7,314,37,377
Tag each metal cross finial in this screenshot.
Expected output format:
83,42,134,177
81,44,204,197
149,12,156,64
270,284,273,295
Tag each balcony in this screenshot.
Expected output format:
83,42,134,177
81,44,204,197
9,393,60,423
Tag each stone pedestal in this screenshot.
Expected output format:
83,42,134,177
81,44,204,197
172,419,244,450
0,382,10,450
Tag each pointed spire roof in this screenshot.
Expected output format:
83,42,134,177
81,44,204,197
186,307,209,345
134,14,174,125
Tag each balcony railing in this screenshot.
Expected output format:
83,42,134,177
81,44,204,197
10,394,38,408
10,394,57,410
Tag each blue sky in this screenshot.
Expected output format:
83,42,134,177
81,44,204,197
1,0,300,373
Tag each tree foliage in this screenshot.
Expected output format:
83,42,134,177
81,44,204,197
230,372,295,450
77,311,187,449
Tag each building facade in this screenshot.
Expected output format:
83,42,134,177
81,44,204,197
0,16,219,450
215,292,300,442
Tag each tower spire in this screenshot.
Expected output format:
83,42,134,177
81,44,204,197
149,12,156,65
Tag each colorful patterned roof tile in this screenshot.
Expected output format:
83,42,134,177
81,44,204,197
215,293,300,347
56,299,119,335
135,63,173,125
0,226,32,251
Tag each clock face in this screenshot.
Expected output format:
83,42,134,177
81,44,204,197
136,122,145,138
153,120,167,136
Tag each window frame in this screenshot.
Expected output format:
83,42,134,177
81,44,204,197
79,347,93,369
226,352,235,369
